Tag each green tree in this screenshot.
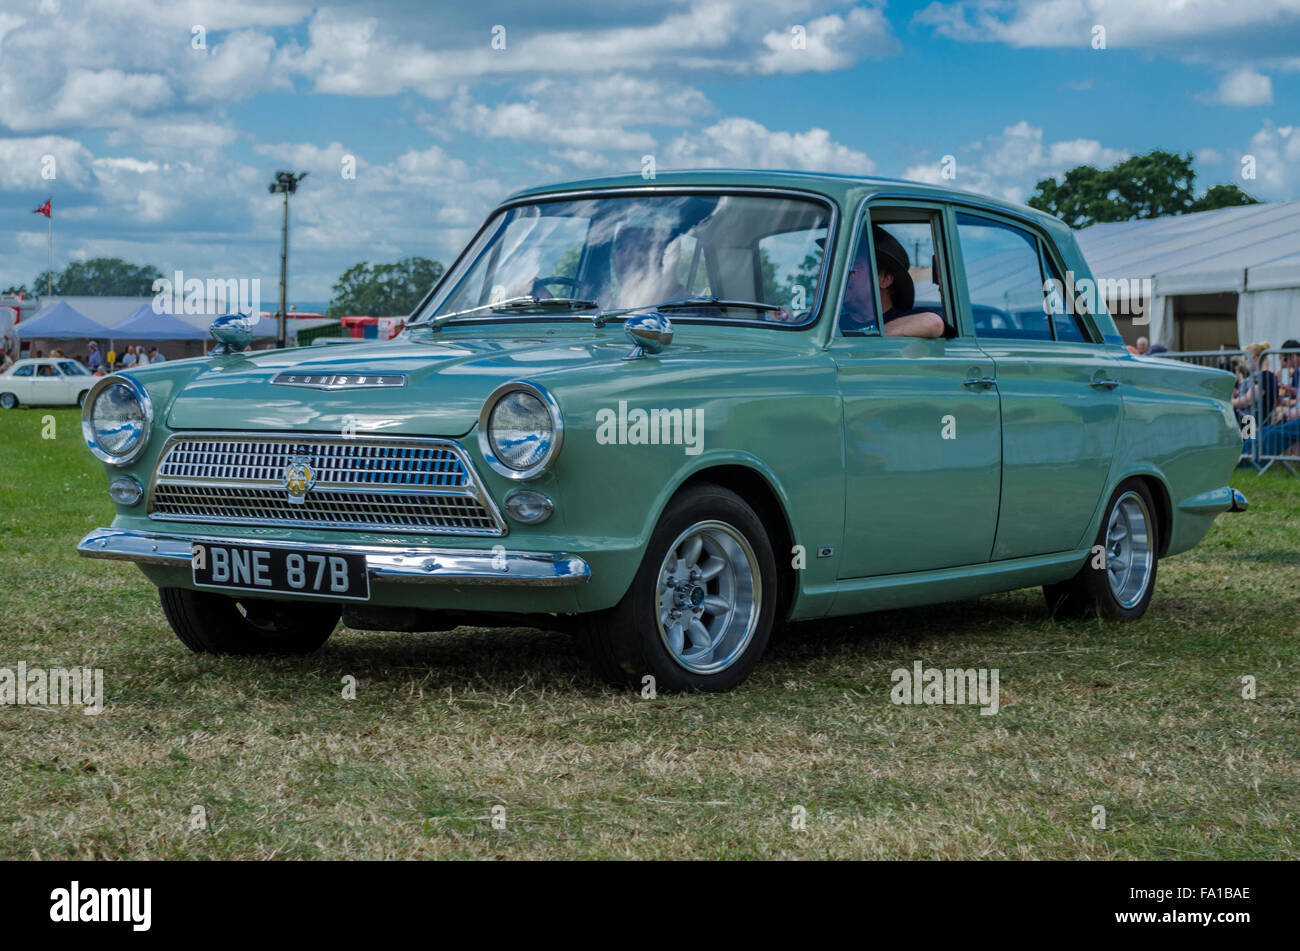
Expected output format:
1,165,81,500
2,284,28,295
1190,183,1260,213
1028,149,1259,228
327,257,445,317
33,258,163,296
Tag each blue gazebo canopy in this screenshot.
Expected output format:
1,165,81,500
16,301,113,341
112,304,210,341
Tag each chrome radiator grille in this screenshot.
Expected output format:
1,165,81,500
148,433,505,536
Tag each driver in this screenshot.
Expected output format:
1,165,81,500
840,226,945,338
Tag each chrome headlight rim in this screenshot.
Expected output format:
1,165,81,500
477,380,563,481
81,374,153,466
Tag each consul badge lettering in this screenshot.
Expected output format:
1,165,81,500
271,372,406,390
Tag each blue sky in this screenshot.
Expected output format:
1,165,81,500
1,0,1297,302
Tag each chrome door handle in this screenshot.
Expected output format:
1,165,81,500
1090,379,1120,389
963,377,996,388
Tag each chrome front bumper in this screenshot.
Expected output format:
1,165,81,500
77,527,591,587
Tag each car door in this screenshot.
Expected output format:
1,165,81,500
832,202,1002,578
950,210,1122,560
7,364,35,401
31,363,63,404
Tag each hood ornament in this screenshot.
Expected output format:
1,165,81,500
209,312,258,355
623,312,673,361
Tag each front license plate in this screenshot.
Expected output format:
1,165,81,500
191,542,370,601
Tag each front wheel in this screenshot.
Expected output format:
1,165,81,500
77,389,90,408
1044,479,1159,620
159,587,339,655
578,483,777,692
0,393,17,409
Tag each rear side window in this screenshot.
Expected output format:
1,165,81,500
13,364,34,377
955,213,1091,343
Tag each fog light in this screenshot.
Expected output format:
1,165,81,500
505,490,553,525
109,475,143,506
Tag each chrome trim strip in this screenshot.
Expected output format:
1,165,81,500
77,528,589,587
146,430,508,536
408,185,841,333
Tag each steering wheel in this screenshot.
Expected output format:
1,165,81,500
531,276,582,299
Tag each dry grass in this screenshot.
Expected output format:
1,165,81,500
1,407,1296,859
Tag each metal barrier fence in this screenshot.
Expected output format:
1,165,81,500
1158,348,1300,475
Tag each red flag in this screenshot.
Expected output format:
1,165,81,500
32,199,51,217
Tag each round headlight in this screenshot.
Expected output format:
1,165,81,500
82,376,152,465
478,381,563,481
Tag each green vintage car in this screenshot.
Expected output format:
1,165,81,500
78,171,1247,691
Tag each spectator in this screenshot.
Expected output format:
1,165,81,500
34,349,43,359
1232,341,1278,427
86,341,103,371
148,346,165,364
1148,342,1168,355
1127,335,1150,356
0,349,11,372
1278,339,1299,406
121,347,137,369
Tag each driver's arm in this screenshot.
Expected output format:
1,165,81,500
883,312,945,338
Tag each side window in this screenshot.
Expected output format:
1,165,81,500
59,360,86,376
955,214,1052,340
956,213,1093,343
14,364,34,377
840,209,951,337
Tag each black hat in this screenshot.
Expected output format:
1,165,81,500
871,226,913,312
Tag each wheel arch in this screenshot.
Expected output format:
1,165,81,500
1107,467,1173,557
668,459,799,622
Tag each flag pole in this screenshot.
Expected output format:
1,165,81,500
46,207,52,295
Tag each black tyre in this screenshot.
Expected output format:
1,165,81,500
159,587,339,655
577,483,777,692
1044,478,1160,620
0,392,17,409
77,389,90,408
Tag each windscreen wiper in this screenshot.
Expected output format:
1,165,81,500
591,295,787,328
418,295,599,332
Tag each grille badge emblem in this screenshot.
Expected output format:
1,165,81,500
283,452,316,505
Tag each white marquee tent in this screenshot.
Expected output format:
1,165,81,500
1075,200,1300,350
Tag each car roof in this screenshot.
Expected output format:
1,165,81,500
503,168,1068,232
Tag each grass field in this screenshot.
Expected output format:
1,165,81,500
1,407,1296,859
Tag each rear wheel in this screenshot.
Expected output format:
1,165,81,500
159,587,339,655
0,393,17,409
578,483,777,692
1044,479,1159,620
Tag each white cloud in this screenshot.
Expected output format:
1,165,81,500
1211,67,1273,106
1240,120,1300,197
0,135,95,188
757,7,897,74
663,117,875,174
916,0,1300,49
903,121,1129,204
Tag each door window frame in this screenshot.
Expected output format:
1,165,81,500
948,206,1101,345
832,197,964,341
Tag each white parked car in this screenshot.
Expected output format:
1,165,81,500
0,358,97,409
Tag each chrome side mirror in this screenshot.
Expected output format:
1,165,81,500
209,312,257,355
623,312,673,361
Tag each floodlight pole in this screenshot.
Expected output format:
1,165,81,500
268,170,308,349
